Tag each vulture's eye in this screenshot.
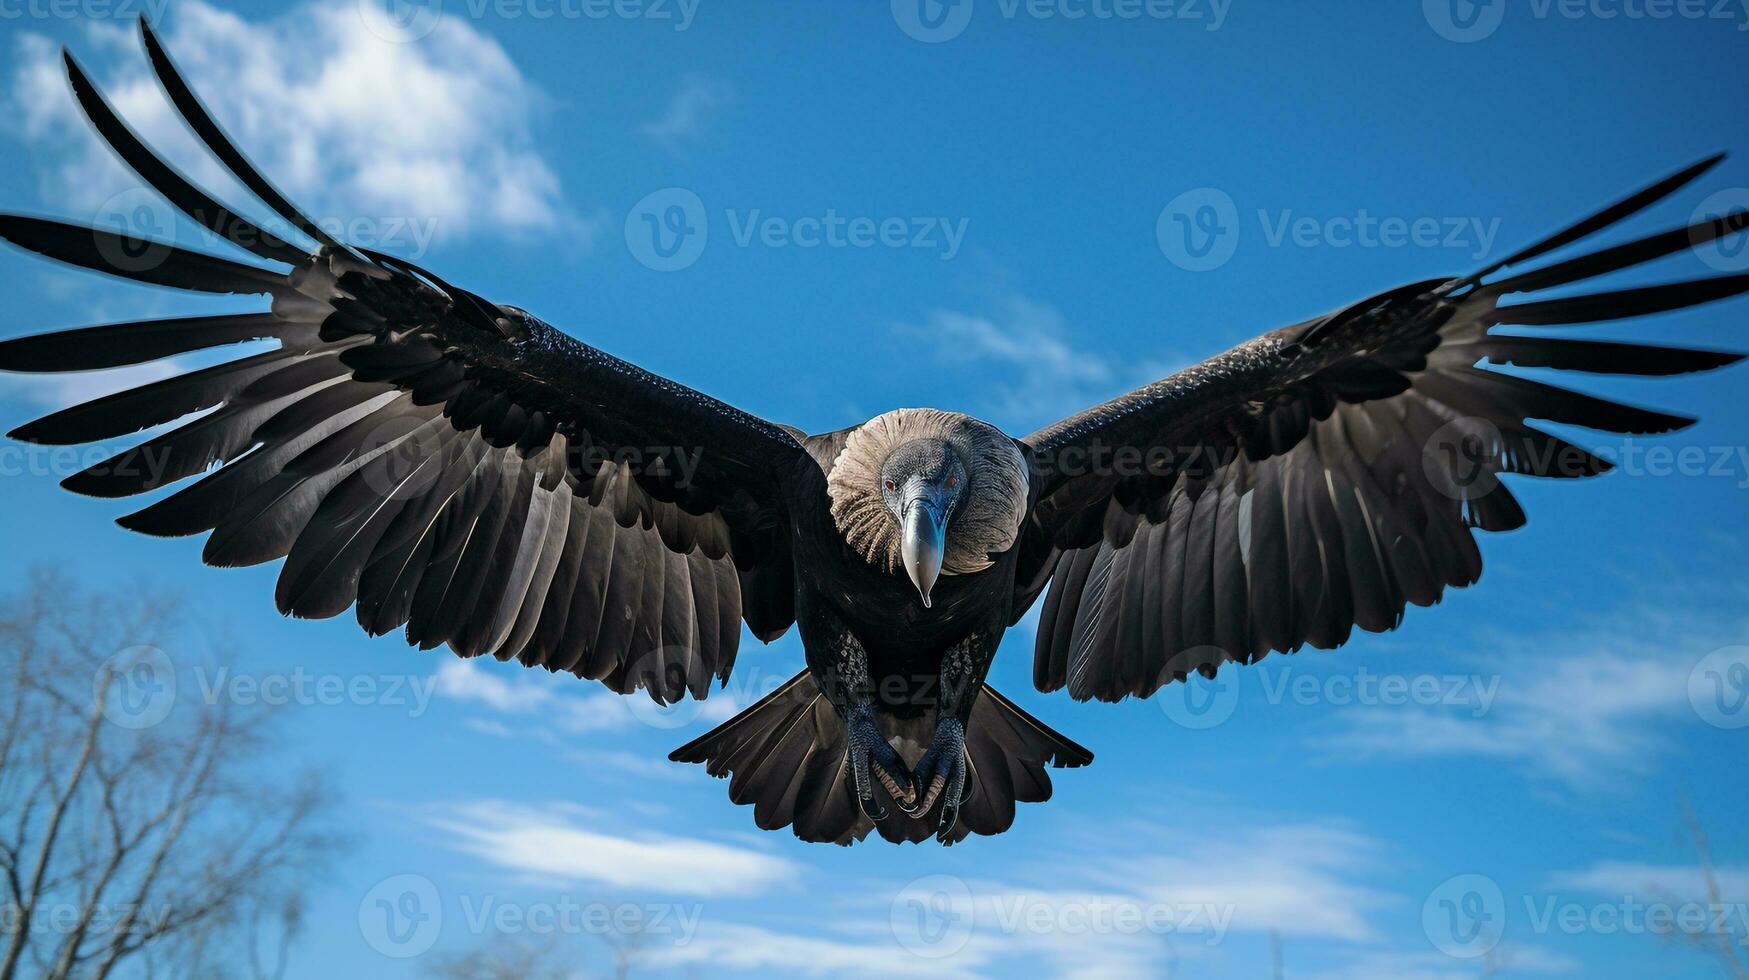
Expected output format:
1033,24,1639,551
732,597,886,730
945,475,958,488
883,479,897,492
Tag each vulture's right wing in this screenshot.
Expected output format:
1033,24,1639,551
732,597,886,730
1019,156,1748,702
0,24,806,703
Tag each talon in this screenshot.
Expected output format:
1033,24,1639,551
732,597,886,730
936,797,961,844
909,714,968,842
846,704,913,823
859,792,887,821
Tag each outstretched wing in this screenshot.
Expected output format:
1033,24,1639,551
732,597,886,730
1019,157,1748,702
0,24,807,703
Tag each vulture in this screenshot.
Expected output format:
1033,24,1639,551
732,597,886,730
4,23,1747,846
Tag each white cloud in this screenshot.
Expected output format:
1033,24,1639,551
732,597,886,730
1311,631,1706,788
1104,822,1392,943
7,1,579,245
639,73,731,148
895,292,1179,433
419,798,800,897
827,818,1399,980
643,921,971,978
1550,861,1749,903
432,657,740,738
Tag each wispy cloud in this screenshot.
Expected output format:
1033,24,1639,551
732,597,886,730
842,817,1400,980
6,0,579,243
419,798,800,897
1550,860,1749,903
895,292,1179,433
432,657,739,737
1090,821,1393,943
1309,624,1720,789
638,73,731,149
644,922,971,978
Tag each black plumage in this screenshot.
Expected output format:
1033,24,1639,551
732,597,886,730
1,22,1744,845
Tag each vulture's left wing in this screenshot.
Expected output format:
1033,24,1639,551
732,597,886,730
0,25,807,703
1020,157,1748,702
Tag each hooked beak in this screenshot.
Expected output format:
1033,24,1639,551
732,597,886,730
900,486,947,608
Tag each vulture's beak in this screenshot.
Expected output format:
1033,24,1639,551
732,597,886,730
900,484,947,608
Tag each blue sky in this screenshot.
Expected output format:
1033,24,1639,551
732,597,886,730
2,1,1748,977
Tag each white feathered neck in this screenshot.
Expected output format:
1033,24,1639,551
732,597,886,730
826,408,1030,576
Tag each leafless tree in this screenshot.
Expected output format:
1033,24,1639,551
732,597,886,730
426,910,657,980
1648,802,1749,980
0,569,338,980
597,915,650,980
427,934,584,980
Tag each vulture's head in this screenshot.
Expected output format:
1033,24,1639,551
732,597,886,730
827,409,1030,607
877,437,967,606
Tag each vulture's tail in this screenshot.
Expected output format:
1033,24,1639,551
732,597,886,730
669,670,1091,845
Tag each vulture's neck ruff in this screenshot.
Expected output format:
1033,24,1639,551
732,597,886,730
827,409,1029,577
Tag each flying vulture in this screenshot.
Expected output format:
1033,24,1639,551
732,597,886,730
3,23,1745,845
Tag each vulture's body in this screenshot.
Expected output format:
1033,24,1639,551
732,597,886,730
4,22,1746,845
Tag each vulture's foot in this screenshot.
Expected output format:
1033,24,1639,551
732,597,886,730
846,703,913,821
903,714,971,843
